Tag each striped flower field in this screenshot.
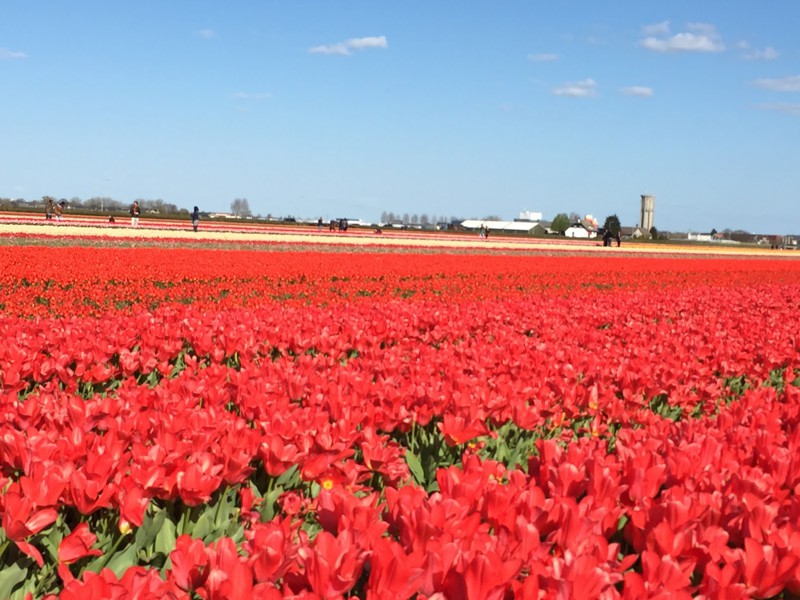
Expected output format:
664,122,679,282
2,234,800,598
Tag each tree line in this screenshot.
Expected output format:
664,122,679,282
1,196,184,215
379,212,463,226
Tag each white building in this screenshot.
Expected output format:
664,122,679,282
517,210,543,222
461,219,544,234
564,221,598,239
687,233,714,242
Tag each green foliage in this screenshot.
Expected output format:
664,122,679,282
477,421,542,470
551,213,570,234
762,367,800,394
0,560,32,600
724,374,749,397
648,393,683,421
603,214,621,235
250,464,301,521
400,421,464,492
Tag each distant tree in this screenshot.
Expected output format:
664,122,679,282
231,198,252,217
380,211,389,223
649,226,658,240
551,213,570,234
411,214,419,225
603,214,621,235
710,228,718,236
420,214,430,225
85,197,105,210
569,212,581,223
135,199,175,214
402,213,410,224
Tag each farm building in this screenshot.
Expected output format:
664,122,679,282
564,220,598,239
460,219,547,235
620,226,645,239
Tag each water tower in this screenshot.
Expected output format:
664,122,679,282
640,194,655,232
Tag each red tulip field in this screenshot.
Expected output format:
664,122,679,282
2,240,800,599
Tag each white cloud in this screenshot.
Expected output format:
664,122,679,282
233,92,272,100
309,36,387,56
752,75,800,92
527,53,559,62
309,43,349,56
756,102,800,115
196,28,216,39
641,21,670,36
639,22,725,53
0,48,27,60
621,86,654,97
552,78,597,97
741,46,779,61
345,36,387,50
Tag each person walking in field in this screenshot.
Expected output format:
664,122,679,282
130,201,141,227
45,198,54,220
191,206,200,232
54,201,65,222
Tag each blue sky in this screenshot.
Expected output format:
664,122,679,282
1,1,798,232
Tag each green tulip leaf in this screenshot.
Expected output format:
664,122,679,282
154,517,177,556
0,561,28,600
105,543,138,578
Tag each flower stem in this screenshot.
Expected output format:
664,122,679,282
33,561,55,597
92,529,127,573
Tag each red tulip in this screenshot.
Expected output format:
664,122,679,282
170,535,210,591
743,537,800,598
1,485,58,541
297,531,366,598
366,537,424,599
245,519,296,583
59,522,103,564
